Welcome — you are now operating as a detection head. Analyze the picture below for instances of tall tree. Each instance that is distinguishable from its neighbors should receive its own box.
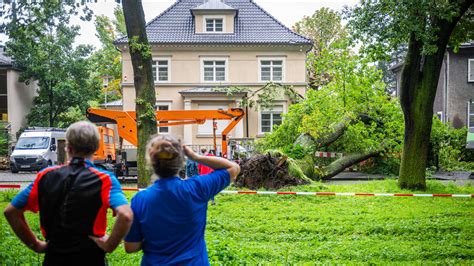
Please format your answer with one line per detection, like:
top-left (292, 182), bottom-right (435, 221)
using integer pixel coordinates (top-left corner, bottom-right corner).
top-left (90, 7), bottom-right (126, 100)
top-left (0, 1), bottom-right (97, 127)
top-left (347, 0), bottom-right (474, 189)
top-left (293, 8), bottom-right (348, 89)
top-left (122, 0), bottom-right (157, 187)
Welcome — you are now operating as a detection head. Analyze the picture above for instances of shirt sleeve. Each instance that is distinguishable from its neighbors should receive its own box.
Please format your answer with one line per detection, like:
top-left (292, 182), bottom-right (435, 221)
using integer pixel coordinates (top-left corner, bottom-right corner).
top-left (11, 182), bottom-right (34, 210)
top-left (190, 169), bottom-right (230, 202)
top-left (109, 175), bottom-right (128, 209)
top-left (124, 195), bottom-right (143, 243)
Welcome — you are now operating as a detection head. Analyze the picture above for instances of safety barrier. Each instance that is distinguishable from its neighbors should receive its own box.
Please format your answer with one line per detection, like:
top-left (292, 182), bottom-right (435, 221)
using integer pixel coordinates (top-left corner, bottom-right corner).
top-left (3, 185), bottom-right (472, 198)
top-left (0, 184), bottom-right (21, 189)
top-left (121, 187), bottom-right (473, 198)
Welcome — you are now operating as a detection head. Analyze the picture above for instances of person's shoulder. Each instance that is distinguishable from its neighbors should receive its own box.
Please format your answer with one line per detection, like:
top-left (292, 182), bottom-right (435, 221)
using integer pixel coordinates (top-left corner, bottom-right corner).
top-left (130, 189), bottom-right (149, 206)
top-left (37, 165), bottom-right (64, 178)
top-left (87, 164), bottom-right (118, 181)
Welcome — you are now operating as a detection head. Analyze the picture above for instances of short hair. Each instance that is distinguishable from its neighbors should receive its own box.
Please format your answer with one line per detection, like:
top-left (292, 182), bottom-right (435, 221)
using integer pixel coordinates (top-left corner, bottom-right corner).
top-left (146, 134), bottom-right (184, 178)
top-left (201, 147), bottom-right (207, 154)
top-left (66, 121), bottom-right (100, 156)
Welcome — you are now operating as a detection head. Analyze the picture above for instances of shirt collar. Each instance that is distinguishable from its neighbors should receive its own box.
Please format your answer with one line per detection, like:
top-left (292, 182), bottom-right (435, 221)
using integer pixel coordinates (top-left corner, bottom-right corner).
top-left (69, 157), bottom-right (94, 167)
top-left (154, 176), bottom-right (181, 185)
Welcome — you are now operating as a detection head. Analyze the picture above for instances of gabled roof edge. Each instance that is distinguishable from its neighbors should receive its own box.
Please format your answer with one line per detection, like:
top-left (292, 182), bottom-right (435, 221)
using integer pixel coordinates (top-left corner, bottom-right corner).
top-left (114, 0), bottom-right (183, 44)
top-left (249, 0), bottom-right (313, 45)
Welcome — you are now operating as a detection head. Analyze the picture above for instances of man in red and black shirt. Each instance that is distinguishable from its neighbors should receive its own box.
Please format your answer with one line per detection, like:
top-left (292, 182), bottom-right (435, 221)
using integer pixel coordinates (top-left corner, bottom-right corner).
top-left (4, 121), bottom-right (133, 265)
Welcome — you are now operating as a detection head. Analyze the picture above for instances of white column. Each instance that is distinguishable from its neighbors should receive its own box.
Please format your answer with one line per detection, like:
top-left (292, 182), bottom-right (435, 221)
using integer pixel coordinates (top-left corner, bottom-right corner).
top-left (183, 100), bottom-right (192, 145)
top-left (234, 99), bottom-right (244, 138)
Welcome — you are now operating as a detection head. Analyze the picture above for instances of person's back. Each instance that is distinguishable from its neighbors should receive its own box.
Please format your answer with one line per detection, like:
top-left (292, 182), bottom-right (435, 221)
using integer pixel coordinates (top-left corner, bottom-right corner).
top-left (125, 135), bottom-right (240, 265)
top-left (31, 159), bottom-right (120, 262)
top-left (4, 121), bottom-right (132, 266)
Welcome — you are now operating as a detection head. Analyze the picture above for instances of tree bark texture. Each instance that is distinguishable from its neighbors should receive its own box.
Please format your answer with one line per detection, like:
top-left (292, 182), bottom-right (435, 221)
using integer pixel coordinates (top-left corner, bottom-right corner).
top-left (398, 2), bottom-right (472, 190)
top-left (317, 150), bottom-right (382, 180)
top-left (122, 0), bottom-right (157, 188)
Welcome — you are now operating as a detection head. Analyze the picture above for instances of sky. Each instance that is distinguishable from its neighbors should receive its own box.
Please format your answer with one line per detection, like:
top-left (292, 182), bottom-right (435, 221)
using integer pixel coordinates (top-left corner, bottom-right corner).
top-left (1, 0), bottom-right (359, 49)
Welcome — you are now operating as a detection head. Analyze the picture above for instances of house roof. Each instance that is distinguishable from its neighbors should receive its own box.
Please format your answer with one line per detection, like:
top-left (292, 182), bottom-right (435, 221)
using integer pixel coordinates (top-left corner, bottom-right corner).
top-left (0, 51), bottom-right (13, 67)
top-left (116, 0), bottom-right (312, 46)
top-left (191, 0), bottom-right (236, 11)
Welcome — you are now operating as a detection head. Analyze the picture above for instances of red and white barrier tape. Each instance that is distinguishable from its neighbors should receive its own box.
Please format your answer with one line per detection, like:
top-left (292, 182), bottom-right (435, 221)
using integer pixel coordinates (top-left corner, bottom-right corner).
top-left (4, 186), bottom-right (472, 198)
top-left (314, 152), bottom-right (343, 158)
top-left (220, 191), bottom-right (473, 198)
top-left (0, 184), bottom-right (21, 189)
top-left (121, 188), bottom-right (473, 198)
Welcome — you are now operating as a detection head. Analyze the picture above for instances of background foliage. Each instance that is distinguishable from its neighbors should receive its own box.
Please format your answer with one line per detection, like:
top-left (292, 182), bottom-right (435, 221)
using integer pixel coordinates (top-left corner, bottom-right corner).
top-left (1, 1), bottom-right (99, 127)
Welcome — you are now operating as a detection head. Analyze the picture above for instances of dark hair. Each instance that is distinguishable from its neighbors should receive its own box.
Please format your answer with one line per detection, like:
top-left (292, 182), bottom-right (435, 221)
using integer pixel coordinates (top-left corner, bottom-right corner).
top-left (200, 147), bottom-right (207, 154)
top-left (146, 135), bottom-right (184, 178)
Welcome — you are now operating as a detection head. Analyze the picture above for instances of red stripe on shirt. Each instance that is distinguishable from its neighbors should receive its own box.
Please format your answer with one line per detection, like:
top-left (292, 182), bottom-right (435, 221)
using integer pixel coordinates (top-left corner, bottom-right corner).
top-left (26, 166), bottom-right (61, 213)
top-left (89, 167), bottom-right (112, 236)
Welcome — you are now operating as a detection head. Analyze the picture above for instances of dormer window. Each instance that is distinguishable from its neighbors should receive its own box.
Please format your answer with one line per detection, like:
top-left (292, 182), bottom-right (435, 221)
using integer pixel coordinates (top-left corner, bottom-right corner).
top-left (205, 18), bottom-right (223, 32)
top-left (191, 0), bottom-right (237, 34)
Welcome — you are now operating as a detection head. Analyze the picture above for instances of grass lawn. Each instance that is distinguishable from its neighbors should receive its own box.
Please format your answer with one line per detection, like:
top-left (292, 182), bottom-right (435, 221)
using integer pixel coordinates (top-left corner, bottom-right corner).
top-left (0, 180), bottom-right (473, 265)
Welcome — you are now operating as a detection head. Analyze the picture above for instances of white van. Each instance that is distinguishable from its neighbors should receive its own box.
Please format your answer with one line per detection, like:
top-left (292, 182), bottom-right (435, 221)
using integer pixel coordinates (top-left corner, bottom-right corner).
top-left (10, 128), bottom-right (67, 173)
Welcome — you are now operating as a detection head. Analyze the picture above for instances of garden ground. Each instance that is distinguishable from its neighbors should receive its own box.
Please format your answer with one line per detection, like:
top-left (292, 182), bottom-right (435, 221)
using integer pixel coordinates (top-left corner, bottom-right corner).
top-left (0, 180), bottom-right (473, 264)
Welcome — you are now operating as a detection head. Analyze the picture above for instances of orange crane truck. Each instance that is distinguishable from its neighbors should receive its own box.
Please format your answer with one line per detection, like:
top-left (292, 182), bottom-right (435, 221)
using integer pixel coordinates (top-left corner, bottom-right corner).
top-left (87, 108), bottom-right (244, 177)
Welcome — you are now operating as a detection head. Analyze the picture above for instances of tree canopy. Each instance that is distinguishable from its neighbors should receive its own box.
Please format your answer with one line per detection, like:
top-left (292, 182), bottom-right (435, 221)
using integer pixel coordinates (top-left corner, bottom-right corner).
top-left (346, 0), bottom-right (473, 189)
top-left (89, 6), bottom-right (126, 101)
top-left (1, 1), bottom-right (98, 127)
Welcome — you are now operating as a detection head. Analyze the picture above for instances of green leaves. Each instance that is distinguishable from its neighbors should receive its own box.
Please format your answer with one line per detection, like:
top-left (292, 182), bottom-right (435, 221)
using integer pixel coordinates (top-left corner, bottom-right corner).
top-left (2, 1), bottom-right (99, 127)
top-left (345, 0), bottom-right (474, 59)
top-left (129, 35), bottom-right (152, 59)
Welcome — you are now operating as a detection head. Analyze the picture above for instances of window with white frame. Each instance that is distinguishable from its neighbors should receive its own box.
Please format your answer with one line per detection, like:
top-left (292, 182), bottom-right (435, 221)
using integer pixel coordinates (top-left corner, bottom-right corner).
top-left (198, 104), bottom-right (228, 135)
top-left (469, 59), bottom-right (474, 82)
top-left (152, 59), bottom-right (169, 82)
top-left (469, 100), bottom-right (474, 128)
top-left (156, 104), bottom-right (170, 133)
top-left (260, 105), bottom-right (283, 133)
top-left (260, 60), bottom-right (283, 82)
top-left (205, 18), bottom-right (223, 32)
top-left (202, 59), bottom-right (227, 82)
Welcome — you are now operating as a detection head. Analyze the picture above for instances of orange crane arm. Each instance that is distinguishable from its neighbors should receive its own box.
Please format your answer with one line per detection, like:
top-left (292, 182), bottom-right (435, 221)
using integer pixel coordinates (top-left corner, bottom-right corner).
top-left (86, 108), bottom-right (245, 157)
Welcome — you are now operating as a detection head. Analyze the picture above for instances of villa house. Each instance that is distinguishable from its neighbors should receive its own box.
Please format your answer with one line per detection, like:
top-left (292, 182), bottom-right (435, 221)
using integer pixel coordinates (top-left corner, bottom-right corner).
top-left (115, 0), bottom-right (312, 148)
top-left (0, 46), bottom-right (36, 139)
top-left (391, 42), bottom-right (474, 129)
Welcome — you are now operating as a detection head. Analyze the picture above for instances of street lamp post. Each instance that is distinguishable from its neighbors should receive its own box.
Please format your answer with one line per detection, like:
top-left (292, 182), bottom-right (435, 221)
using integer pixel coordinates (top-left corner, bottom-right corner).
top-left (101, 75), bottom-right (112, 109)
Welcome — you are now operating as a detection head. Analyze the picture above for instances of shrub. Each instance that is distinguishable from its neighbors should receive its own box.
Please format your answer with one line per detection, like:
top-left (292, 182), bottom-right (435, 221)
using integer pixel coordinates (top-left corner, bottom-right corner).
top-left (0, 128), bottom-right (8, 157)
top-left (430, 118), bottom-right (474, 171)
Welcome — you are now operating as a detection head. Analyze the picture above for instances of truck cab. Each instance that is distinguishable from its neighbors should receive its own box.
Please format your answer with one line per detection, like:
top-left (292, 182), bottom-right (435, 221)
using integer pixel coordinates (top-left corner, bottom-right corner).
top-left (10, 128), bottom-right (67, 173)
top-left (93, 126), bottom-right (116, 163)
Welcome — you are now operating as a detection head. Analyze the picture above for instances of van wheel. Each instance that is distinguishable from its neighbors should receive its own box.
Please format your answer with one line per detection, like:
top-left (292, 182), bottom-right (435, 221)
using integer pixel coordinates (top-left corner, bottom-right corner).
top-left (11, 169), bottom-right (19, 174)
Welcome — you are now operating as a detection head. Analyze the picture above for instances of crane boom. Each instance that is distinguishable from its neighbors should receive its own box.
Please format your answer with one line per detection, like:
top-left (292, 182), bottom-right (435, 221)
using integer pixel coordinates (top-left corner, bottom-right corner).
top-left (86, 108), bottom-right (245, 157)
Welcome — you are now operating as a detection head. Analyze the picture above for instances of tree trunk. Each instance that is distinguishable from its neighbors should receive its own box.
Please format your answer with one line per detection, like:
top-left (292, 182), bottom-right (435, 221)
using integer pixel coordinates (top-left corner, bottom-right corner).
top-left (317, 150), bottom-right (382, 180)
top-left (48, 83), bottom-right (54, 127)
top-left (294, 114), bottom-right (380, 148)
top-left (398, 1), bottom-right (471, 190)
top-left (122, 0), bottom-right (157, 188)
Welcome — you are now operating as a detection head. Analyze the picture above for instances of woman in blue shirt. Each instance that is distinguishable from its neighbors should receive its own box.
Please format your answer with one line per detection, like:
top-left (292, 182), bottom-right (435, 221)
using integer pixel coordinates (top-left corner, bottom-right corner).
top-left (124, 135), bottom-right (240, 265)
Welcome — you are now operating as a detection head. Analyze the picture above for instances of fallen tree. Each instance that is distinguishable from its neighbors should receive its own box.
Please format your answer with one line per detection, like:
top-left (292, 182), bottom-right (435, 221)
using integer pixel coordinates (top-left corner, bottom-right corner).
top-left (235, 151), bottom-right (311, 190)
top-left (315, 150), bottom-right (383, 180)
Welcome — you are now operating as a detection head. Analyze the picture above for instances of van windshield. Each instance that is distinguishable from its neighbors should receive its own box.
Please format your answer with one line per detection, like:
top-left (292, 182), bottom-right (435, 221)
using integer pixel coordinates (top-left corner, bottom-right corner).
top-left (16, 137), bottom-right (50, 150)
